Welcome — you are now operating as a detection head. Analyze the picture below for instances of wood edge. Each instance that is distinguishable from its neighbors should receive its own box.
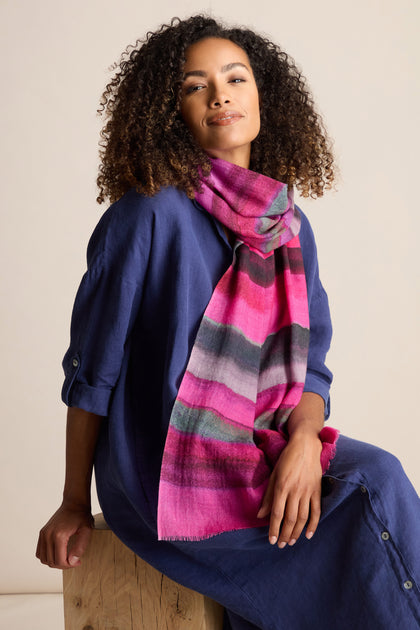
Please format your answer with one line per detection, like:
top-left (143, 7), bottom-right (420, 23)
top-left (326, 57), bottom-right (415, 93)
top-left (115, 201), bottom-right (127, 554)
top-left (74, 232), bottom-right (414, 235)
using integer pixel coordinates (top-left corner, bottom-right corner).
top-left (93, 512), bottom-right (110, 530)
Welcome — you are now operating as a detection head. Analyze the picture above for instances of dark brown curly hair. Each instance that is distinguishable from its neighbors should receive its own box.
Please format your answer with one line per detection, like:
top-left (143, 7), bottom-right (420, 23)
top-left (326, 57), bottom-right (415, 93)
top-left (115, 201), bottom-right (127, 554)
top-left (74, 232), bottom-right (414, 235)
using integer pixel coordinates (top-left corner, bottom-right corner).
top-left (97, 15), bottom-right (335, 204)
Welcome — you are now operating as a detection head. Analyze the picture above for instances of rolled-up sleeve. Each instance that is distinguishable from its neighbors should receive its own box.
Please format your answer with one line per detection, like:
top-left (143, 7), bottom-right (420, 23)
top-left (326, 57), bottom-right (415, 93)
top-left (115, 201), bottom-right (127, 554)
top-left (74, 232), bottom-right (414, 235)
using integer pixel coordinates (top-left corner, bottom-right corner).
top-left (299, 209), bottom-right (333, 419)
top-left (61, 193), bottom-right (152, 415)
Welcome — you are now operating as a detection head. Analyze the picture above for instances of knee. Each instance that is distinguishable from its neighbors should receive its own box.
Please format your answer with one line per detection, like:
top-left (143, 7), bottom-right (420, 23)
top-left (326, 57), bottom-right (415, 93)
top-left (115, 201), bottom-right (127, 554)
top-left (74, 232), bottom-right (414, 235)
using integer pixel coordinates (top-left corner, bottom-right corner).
top-left (362, 444), bottom-right (404, 484)
top-left (333, 435), bottom-right (404, 485)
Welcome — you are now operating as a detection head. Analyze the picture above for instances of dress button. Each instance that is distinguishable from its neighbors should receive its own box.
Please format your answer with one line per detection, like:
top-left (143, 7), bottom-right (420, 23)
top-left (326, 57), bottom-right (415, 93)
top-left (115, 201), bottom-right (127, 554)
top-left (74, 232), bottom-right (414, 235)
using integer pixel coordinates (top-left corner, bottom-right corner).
top-left (72, 358), bottom-right (79, 368)
top-left (381, 531), bottom-right (390, 541)
top-left (403, 580), bottom-right (413, 590)
top-left (360, 486), bottom-right (367, 494)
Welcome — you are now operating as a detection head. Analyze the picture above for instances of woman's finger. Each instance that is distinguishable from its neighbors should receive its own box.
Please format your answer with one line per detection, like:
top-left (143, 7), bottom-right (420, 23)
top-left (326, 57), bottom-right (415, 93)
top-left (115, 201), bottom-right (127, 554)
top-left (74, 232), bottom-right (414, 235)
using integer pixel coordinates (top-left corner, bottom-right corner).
top-left (268, 490), bottom-right (287, 545)
top-left (305, 490), bottom-right (322, 539)
top-left (67, 526), bottom-right (92, 566)
top-left (277, 496), bottom-right (299, 548)
top-left (257, 474), bottom-right (276, 519)
top-left (35, 534), bottom-right (41, 561)
top-left (45, 531), bottom-right (57, 568)
top-left (287, 497), bottom-right (310, 545)
top-left (53, 530), bottom-right (73, 568)
top-left (36, 531), bottom-right (47, 566)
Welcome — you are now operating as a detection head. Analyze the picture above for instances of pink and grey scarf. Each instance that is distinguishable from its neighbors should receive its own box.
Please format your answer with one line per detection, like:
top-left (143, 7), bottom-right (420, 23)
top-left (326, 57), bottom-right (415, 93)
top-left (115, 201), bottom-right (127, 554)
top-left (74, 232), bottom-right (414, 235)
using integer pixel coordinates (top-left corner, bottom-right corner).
top-left (158, 158), bottom-right (337, 541)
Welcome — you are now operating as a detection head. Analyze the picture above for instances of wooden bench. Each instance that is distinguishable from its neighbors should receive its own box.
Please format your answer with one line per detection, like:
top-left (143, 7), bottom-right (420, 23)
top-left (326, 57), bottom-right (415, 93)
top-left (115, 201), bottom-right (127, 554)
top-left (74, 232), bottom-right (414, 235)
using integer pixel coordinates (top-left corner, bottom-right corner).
top-left (63, 514), bottom-right (224, 630)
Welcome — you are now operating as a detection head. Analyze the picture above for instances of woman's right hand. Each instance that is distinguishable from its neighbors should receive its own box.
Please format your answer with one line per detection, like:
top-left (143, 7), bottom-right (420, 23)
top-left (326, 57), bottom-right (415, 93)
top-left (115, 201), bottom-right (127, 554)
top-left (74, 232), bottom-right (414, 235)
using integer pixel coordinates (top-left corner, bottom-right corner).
top-left (36, 502), bottom-right (94, 570)
top-left (36, 407), bottom-right (102, 569)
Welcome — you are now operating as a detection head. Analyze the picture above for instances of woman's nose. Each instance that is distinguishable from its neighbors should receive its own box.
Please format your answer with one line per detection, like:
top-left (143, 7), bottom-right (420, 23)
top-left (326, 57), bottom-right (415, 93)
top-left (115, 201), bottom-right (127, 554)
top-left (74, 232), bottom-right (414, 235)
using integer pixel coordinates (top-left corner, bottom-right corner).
top-left (209, 85), bottom-right (230, 108)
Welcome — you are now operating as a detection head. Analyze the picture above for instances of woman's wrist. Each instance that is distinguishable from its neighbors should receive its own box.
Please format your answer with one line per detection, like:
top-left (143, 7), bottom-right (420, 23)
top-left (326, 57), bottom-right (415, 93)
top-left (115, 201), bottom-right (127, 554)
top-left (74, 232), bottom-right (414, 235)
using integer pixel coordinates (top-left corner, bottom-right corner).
top-left (288, 418), bottom-right (322, 437)
top-left (287, 426), bottom-right (323, 454)
top-left (287, 392), bottom-right (325, 438)
top-left (61, 495), bottom-right (92, 512)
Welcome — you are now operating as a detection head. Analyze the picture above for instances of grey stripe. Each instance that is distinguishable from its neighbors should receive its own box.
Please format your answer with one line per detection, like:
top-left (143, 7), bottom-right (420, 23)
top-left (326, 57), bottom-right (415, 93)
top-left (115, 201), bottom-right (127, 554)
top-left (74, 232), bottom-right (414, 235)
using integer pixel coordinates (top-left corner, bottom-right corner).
top-left (170, 402), bottom-right (254, 443)
top-left (192, 320), bottom-right (309, 391)
top-left (257, 361), bottom-right (307, 392)
top-left (196, 320), bottom-right (308, 370)
top-left (189, 344), bottom-right (258, 401)
top-left (260, 325), bottom-right (309, 371)
top-left (195, 317), bottom-right (261, 374)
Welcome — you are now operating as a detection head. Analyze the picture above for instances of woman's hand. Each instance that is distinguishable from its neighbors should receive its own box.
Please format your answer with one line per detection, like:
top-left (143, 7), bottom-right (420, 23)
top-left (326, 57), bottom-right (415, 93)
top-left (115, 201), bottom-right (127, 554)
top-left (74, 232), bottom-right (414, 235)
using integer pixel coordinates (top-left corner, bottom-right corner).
top-left (257, 432), bottom-right (322, 547)
top-left (36, 407), bottom-right (102, 569)
top-left (257, 392), bottom-right (325, 548)
top-left (36, 502), bottom-right (94, 569)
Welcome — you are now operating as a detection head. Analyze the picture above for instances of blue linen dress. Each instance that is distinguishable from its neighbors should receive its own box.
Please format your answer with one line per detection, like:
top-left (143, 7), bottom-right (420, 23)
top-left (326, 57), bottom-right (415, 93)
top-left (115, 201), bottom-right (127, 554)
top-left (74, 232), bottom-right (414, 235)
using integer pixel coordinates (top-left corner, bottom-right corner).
top-left (62, 187), bottom-right (420, 629)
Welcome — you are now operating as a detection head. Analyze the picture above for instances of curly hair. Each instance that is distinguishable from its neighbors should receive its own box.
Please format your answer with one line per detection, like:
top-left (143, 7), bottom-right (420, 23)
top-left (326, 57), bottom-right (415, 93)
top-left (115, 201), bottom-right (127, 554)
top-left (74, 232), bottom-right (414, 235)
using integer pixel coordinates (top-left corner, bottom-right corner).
top-left (97, 15), bottom-right (335, 204)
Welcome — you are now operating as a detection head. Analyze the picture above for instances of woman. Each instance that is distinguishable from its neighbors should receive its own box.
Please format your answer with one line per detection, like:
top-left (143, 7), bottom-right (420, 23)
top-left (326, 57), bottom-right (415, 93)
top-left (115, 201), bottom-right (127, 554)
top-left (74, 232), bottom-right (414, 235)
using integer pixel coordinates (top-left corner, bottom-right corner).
top-left (36, 15), bottom-right (420, 629)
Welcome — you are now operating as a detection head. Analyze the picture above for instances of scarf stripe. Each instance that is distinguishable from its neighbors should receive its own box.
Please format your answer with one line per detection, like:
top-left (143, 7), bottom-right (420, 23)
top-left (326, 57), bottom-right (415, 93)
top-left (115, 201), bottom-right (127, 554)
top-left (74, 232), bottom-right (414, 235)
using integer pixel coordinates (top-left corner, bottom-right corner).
top-left (157, 159), bottom-right (337, 541)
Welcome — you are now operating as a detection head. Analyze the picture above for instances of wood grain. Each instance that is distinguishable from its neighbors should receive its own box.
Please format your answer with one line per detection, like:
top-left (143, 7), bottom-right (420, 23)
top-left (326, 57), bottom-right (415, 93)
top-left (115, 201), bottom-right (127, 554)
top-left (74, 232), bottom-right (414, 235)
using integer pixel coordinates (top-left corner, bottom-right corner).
top-left (63, 516), bottom-right (224, 630)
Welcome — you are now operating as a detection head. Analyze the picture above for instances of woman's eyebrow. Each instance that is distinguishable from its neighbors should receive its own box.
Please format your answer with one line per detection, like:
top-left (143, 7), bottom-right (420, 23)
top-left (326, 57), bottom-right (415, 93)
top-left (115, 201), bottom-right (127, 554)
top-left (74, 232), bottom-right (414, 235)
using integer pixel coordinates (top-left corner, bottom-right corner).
top-left (183, 62), bottom-right (250, 79)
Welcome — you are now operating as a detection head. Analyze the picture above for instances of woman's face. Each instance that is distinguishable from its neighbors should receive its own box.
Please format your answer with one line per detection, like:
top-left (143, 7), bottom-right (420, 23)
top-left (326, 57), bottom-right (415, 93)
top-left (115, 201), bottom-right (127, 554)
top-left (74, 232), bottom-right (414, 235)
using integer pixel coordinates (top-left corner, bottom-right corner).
top-left (180, 37), bottom-right (260, 169)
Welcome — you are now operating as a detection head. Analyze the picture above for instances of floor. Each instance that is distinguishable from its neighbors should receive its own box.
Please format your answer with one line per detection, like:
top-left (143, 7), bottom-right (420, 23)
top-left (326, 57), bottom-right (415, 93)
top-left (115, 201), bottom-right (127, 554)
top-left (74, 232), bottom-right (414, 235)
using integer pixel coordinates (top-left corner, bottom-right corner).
top-left (0, 593), bottom-right (64, 629)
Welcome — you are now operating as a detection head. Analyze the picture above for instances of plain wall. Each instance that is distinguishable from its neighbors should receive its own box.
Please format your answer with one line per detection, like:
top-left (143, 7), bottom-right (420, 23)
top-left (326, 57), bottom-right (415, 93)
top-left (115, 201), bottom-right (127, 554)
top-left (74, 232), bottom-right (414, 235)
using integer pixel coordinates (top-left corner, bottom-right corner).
top-left (0, 0), bottom-right (418, 593)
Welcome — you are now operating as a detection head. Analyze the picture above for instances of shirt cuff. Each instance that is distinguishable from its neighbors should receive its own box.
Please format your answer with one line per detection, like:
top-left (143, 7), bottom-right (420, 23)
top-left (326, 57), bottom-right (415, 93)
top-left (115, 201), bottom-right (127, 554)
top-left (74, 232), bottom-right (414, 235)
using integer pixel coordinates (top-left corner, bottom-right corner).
top-left (303, 371), bottom-right (331, 420)
top-left (62, 380), bottom-right (112, 416)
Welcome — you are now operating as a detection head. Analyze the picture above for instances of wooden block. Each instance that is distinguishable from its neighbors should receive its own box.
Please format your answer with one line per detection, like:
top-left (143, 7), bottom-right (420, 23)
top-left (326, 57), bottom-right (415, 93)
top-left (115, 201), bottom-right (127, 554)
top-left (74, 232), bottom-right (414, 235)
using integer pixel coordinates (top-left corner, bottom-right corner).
top-left (63, 514), bottom-right (224, 630)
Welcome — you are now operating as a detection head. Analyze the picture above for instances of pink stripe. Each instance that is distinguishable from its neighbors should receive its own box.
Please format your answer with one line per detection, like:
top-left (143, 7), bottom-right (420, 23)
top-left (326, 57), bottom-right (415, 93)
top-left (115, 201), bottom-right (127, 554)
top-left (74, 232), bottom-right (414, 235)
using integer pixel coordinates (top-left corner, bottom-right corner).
top-left (178, 372), bottom-right (257, 424)
top-left (158, 482), bottom-right (270, 540)
top-left (209, 262), bottom-right (306, 304)
top-left (205, 271), bottom-right (308, 343)
top-left (205, 300), bottom-right (301, 347)
top-left (255, 383), bottom-right (304, 417)
top-left (287, 234), bottom-right (300, 247)
top-left (207, 266), bottom-right (279, 308)
top-left (162, 427), bottom-right (261, 463)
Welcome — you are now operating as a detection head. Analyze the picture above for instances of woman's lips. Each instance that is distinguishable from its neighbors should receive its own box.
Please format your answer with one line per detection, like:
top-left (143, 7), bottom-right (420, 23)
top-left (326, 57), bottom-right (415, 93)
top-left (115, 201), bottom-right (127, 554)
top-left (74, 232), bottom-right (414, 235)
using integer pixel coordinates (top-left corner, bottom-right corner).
top-left (208, 112), bottom-right (243, 126)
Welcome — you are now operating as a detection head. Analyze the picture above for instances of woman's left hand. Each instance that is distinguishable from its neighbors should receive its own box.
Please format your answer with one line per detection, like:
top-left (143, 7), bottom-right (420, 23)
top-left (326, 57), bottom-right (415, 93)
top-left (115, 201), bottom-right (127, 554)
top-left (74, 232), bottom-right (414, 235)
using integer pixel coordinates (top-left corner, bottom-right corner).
top-left (257, 392), bottom-right (325, 548)
top-left (257, 433), bottom-right (322, 547)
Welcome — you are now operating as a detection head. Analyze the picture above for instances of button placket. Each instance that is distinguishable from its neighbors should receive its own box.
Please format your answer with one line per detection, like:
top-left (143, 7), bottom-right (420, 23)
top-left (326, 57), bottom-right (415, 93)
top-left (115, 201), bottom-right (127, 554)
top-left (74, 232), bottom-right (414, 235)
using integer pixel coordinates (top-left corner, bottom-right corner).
top-left (377, 532), bottom-right (413, 594)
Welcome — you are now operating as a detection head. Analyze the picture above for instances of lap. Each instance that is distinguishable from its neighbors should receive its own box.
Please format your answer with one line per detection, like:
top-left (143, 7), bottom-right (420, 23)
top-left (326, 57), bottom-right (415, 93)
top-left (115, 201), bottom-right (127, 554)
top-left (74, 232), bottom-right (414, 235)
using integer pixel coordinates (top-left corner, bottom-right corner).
top-left (100, 435), bottom-right (420, 629)
top-left (167, 435), bottom-right (420, 628)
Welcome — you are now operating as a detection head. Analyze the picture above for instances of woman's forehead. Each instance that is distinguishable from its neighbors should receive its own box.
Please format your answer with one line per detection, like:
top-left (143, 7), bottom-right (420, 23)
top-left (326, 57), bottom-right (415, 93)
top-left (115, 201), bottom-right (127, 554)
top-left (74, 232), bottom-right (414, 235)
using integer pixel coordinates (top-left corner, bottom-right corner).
top-left (183, 37), bottom-right (251, 73)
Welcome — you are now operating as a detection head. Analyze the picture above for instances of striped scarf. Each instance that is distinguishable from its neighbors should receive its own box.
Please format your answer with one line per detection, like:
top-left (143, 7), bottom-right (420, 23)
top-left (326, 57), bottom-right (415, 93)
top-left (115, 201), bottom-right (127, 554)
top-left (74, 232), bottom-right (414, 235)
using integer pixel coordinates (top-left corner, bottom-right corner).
top-left (158, 159), bottom-right (336, 541)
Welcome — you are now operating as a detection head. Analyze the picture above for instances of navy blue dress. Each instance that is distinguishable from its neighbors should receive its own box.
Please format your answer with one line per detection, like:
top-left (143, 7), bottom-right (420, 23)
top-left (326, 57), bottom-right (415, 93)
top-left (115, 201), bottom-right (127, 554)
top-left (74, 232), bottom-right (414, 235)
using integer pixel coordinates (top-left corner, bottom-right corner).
top-left (62, 188), bottom-right (420, 629)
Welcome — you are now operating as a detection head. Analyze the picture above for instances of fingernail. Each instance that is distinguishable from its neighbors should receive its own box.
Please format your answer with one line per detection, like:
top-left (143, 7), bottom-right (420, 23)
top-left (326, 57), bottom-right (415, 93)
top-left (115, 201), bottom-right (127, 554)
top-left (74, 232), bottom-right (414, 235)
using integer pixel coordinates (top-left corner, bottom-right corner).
top-left (269, 536), bottom-right (277, 545)
top-left (69, 555), bottom-right (80, 566)
top-left (278, 541), bottom-right (287, 549)
top-left (289, 538), bottom-right (297, 546)
top-left (306, 531), bottom-right (314, 540)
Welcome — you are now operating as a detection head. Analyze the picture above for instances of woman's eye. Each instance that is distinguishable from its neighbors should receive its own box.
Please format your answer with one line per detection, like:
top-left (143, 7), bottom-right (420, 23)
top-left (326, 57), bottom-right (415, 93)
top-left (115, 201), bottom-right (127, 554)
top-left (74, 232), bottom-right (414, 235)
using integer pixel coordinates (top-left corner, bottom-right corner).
top-left (229, 78), bottom-right (246, 84)
top-left (185, 84), bottom-right (205, 94)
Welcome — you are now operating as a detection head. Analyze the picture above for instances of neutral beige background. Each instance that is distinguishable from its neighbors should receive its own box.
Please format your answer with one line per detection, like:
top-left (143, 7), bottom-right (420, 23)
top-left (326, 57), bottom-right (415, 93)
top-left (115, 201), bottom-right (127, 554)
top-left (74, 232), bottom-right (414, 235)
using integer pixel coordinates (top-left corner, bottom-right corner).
top-left (0, 0), bottom-right (418, 594)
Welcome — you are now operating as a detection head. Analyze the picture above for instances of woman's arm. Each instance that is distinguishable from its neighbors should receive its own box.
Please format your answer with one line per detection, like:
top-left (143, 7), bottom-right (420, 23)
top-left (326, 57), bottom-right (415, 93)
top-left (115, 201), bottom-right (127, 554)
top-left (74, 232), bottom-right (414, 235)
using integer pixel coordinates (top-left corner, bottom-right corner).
top-left (257, 392), bottom-right (324, 547)
top-left (36, 407), bottom-right (102, 569)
